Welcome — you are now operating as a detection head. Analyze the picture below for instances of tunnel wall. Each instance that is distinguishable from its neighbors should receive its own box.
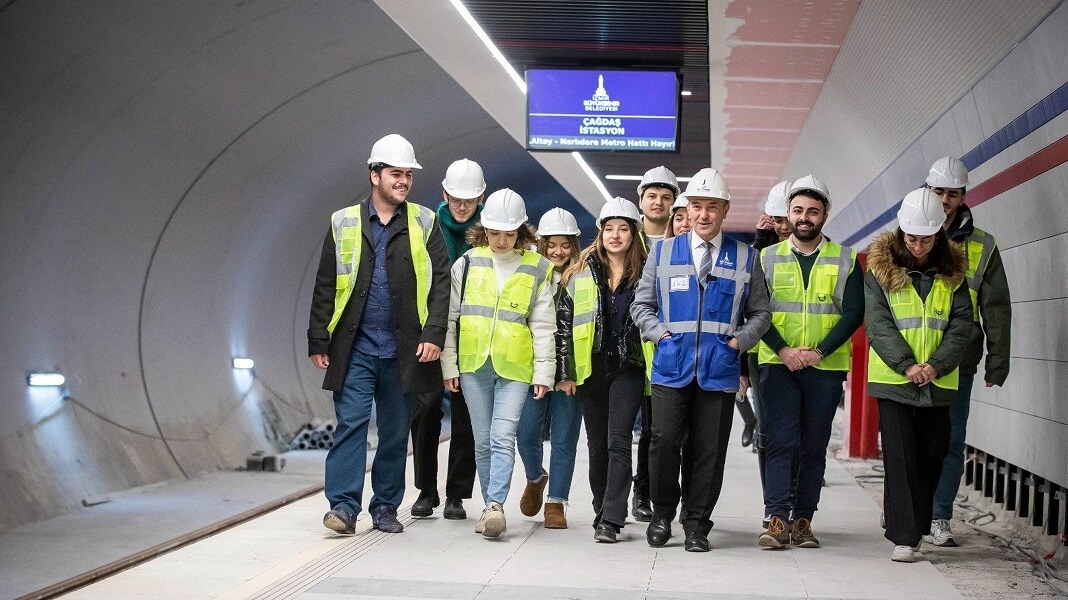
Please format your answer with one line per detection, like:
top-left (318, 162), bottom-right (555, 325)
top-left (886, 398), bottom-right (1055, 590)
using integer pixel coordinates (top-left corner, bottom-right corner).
top-left (0, 0), bottom-right (578, 530)
top-left (825, 2), bottom-right (1068, 488)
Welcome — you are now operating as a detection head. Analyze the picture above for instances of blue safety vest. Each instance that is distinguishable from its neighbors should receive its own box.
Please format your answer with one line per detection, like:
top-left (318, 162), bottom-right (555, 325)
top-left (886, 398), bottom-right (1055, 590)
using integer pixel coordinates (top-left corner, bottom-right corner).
top-left (650, 233), bottom-right (756, 391)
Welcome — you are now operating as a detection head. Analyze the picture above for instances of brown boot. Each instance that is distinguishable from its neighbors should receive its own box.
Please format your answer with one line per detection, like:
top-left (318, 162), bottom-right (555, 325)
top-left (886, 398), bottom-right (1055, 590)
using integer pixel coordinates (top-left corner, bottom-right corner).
top-left (519, 469), bottom-right (548, 517)
top-left (543, 502), bottom-right (567, 529)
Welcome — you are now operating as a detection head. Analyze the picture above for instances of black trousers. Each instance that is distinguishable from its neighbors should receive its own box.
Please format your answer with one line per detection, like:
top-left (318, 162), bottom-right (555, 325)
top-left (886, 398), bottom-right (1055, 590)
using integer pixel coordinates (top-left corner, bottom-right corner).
top-left (410, 388), bottom-right (476, 499)
top-left (877, 398), bottom-right (951, 547)
top-left (650, 381), bottom-right (734, 536)
top-left (580, 362), bottom-right (645, 529)
top-left (633, 394), bottom-right (652, 498)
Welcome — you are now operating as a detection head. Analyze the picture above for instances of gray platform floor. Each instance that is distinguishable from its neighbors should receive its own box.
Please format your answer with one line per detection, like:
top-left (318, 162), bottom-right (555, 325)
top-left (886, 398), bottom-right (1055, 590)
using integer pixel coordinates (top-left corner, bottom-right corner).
top-left (59, 411), bottom-right (965, 600)
top-left (0, 451), bottom-right (326, 600)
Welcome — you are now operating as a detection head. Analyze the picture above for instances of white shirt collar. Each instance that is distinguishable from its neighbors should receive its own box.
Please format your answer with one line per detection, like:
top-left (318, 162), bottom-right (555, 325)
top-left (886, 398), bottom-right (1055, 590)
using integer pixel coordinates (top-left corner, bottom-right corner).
top-left (788, 235), bottom-right (826, 256)
top-left (690, 230), bottom-right (723, 255)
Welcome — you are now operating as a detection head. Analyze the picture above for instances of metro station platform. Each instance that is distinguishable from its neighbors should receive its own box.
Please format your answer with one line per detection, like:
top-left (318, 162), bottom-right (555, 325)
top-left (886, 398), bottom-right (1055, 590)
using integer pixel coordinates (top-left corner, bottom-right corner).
top-left (57, 418), bottom-right (969, 600)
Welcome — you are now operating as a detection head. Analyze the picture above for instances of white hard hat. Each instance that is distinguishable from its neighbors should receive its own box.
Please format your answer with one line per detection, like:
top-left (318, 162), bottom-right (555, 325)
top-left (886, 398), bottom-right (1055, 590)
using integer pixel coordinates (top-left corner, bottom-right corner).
top-left (537, 207), bottom-right (581, 236)
top-left (670, 196), bottom-right (689, 213)
top-left (637, 166), bottom-right (681, 197)
top-left (897, 188), bottom-right (946, 236)
top-left (597, 196), bottom-right (641, 228)
top-left (481, 188), bottom-right (527, 231)
top-left (764, 180), bottom-right (791, 217)
top-left (442, 158), bottom-right (486, 199)
top-left (788, 174), bottom-right (830, 208)
top-left (926, 156), bottom-right (968, 189)
top-left (681, 168), bottom-right (730, 202)
top-left (367, 134), bottom-right (422, 169)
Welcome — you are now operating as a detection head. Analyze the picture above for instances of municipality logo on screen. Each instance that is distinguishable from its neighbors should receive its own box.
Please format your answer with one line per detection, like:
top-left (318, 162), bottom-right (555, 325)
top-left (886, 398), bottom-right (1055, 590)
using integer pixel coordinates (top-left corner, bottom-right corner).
top-left (583, 74), bottom-right (620, 112)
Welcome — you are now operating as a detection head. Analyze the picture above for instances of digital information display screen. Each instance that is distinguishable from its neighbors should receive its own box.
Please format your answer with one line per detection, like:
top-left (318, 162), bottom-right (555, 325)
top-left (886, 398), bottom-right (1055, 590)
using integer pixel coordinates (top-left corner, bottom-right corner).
top-left (526, 69), bottom-right (681, 153)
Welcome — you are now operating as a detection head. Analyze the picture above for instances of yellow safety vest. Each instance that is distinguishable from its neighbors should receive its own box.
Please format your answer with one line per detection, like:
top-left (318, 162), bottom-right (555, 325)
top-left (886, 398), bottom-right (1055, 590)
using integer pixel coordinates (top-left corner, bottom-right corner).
top-left (867, 277), bottom-right (959, 390)
top-left (567, 269), bottom-right (598, 386)
top-left (960, 227), bottom-right (996, 321)
top-left (457, 247), bottom-right (553, 384)
top-left (567, 267), bottom-right (654, 391)
top-left (757, 241), bottom-right (856, 371)
top-left (327, 202), bottom-right (436, 333)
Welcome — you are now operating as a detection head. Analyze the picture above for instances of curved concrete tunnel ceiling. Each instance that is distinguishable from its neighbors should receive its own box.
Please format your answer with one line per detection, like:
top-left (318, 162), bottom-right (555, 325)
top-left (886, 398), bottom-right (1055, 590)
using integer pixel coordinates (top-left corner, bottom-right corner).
top-left (0, 0), bottom-right (583, 529)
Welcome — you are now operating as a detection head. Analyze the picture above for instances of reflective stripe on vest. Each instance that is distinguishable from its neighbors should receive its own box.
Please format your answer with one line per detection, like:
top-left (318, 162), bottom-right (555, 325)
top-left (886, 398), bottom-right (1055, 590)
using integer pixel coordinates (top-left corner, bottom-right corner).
top-left (961, 227), bottom-right (996, 322)
top-left (867, 277), bottom-right (960, 390)
top-left (756, 240), bottom-right (857, 371)
top-left (566, 269), bottom-right (598, 386)
top-left (457, 247), bottom-right (553, 383)
top-left (328, 202), bottom-right (437, 333)
top-left (650, 233), bottom-right (755, 391)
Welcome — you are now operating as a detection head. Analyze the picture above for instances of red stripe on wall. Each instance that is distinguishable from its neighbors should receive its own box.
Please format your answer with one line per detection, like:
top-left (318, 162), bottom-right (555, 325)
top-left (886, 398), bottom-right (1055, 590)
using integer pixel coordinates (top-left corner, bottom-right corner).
top-left (968, 135), bottom-right (1068, 206)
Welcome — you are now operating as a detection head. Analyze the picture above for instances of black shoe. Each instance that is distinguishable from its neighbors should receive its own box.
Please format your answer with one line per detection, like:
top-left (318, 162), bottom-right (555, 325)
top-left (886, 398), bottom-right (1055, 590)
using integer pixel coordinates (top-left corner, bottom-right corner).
top-left (741, 421), bottom-right (756, 447)
top-left (685, 532), bottom-right (711, 552)
top-left (443, 497), bottom-right (467, 520)
top-left (411, 490), bottom-right (439, 517)
top-left (646, 518), bottom-right (671, 547)
top-left (371, 505), bottom-right (404, 533)
top-left (323, 507), bottom-right (356, 534)
top-left (594, 523), bottom-right (618, 543)
top-left (631, 494), bottom-right (653, 522)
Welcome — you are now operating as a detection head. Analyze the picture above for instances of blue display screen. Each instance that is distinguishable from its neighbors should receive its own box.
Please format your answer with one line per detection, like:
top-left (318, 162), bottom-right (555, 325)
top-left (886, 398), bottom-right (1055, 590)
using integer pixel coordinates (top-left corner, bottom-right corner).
top-left (526, 69), bottom-right (681, 153)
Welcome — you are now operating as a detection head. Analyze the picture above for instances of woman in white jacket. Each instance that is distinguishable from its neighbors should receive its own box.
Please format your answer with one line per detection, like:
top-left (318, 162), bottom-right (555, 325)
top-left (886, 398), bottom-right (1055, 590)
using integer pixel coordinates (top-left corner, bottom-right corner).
top-left (442, 189), bottom-right (557, 539)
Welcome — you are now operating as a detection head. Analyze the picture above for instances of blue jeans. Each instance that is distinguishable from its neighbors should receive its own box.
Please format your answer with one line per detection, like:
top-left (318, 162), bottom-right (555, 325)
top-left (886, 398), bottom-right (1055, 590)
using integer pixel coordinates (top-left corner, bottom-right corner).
top-left (460, 362), bottom-right (530, 505)
top-left (326, 352), bottom-right (417, 516)
top-left (516, 389), bottom-right (583, 501)
top-left (932, 373), bottom-right (975, 520)
top-left (759, 364), bottom-right (845, 521)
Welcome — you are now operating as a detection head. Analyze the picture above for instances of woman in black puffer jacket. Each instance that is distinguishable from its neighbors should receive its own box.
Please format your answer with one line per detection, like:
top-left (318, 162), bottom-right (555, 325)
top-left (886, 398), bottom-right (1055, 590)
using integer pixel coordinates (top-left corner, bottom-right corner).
top-left (556, 198), bottom-right (650, 543)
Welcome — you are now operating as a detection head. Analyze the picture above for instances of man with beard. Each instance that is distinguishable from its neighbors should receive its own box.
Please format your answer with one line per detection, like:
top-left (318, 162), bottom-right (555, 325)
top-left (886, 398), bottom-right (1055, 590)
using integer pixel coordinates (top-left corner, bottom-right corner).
top-left (308, 134), bottom-right (451, 535)
top-left (754, 176), bottom-right (864, 549)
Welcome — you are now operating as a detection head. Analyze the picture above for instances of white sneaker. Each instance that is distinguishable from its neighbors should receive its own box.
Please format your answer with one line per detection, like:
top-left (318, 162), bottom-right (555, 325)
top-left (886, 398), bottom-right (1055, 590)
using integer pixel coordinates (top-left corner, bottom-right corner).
top-left (923, 519), bottom-right (957, 546)
top-left (482, 502), bottom-right (507, 538)
top-left (891, 545), bottom-right (915, 562)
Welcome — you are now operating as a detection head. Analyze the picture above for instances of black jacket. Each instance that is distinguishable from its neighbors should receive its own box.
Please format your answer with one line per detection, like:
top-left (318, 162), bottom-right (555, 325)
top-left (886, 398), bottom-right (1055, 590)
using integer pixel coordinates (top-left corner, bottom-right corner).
top-left (308, 198), bottom-right (451, 393)
top-left (555, 252), bottom-right (646, 382)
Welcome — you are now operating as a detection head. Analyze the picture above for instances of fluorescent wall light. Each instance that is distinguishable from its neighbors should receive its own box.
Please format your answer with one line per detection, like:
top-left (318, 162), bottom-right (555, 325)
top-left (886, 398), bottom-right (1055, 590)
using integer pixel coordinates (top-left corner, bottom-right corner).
top-left (28, 373), bottom-right (66, 387)
top-left (232, 358), bottom-right (255, 370)
top-left (681, 90), bottom-right (693, 96)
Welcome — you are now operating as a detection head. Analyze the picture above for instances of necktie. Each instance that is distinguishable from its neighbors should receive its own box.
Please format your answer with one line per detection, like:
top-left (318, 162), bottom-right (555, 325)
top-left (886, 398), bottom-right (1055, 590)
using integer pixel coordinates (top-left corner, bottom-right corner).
top-left (698, 241), bottom-right (714, 287)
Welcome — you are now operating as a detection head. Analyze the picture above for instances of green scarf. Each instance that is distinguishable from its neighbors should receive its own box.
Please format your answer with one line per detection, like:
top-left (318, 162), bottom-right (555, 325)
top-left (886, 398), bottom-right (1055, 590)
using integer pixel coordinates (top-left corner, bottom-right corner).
top-left (436, 201), bottom-right (483, 263)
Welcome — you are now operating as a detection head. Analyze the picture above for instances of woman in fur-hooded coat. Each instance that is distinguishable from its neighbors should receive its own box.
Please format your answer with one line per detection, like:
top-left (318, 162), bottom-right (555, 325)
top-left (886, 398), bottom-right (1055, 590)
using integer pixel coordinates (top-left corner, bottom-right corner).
top-left (864, 226), bottom-right (972, 560)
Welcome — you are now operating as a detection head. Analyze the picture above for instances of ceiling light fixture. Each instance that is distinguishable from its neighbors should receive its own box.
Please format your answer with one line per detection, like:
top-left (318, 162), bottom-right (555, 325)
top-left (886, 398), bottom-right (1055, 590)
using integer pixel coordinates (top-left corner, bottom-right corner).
top-left (571, 153), bottom-right (612, 202)
top-left (28, 373), bottom-right (66, 387)
top-left (446, 0), bottom-right (526, 93)
top-left (232, 358), bottom-right (255, 370)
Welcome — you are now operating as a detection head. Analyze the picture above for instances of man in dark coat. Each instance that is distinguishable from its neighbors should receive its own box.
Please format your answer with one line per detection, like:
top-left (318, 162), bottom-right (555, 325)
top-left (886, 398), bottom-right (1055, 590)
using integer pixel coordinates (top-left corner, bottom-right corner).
top-left (308, 134), bottom-right (451, 534)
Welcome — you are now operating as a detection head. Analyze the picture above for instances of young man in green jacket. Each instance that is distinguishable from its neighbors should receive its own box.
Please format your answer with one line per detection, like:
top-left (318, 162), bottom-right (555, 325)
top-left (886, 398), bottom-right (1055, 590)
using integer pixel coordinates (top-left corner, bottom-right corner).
top-left (923, 156), bottom-right (1011, 547)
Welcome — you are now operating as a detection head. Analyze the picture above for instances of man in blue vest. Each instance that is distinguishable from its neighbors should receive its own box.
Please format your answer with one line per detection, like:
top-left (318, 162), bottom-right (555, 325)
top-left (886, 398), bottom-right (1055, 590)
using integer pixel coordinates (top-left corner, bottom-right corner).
top-left (632, 168), bottom-right (771, 552)
top-left (308, 134), bottom-right (451, 535)
top-left (924, 156), bottom-right (1011, 546)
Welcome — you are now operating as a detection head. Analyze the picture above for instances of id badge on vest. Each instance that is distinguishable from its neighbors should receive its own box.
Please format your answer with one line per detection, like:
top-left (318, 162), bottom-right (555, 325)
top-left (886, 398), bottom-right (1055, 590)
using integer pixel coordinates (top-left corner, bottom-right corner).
top-left (670, 276), bottom-right (689, 292)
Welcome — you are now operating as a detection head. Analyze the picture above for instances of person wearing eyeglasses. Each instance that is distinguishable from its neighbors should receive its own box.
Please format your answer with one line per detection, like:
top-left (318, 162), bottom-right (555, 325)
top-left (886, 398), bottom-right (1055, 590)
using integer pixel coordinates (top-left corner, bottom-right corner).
top-left (409, 159), bottom-right (485, 521)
